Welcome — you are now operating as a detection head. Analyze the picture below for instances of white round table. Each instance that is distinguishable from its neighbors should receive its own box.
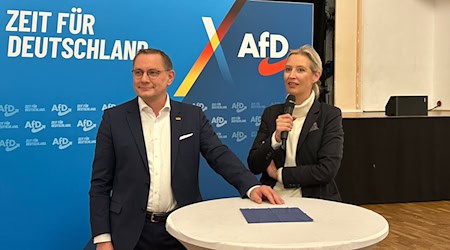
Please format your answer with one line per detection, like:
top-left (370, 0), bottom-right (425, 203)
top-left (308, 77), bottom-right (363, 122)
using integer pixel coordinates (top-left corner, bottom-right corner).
top-left (166, 197), bottom-right (388, 250)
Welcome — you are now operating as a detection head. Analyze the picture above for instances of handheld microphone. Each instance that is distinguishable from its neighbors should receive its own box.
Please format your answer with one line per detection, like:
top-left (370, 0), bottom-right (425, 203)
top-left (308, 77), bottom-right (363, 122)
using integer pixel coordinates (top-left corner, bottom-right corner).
top-left (281, 95), bottom-right (296, 150)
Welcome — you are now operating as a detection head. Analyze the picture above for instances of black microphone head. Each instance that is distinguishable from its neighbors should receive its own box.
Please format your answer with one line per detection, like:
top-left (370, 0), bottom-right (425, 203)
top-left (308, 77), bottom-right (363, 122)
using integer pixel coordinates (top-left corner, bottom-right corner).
top-left (284, 95), bottom-right (296, 114)
top-left (285, 94), bottom-right (296, 105)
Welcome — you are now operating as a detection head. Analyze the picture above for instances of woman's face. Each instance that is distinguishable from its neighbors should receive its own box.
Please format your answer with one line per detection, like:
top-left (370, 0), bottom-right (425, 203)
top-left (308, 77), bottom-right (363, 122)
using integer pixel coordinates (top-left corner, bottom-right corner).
top-left (283, 54), bottom-right (321, 103)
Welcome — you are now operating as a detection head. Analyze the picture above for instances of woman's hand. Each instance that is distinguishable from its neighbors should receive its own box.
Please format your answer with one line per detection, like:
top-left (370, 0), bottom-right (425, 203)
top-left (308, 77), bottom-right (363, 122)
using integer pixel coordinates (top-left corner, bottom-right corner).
top-left (274, 114), bottom-right (295, 143)
top-left (266, 160), bottom-right (278, 180)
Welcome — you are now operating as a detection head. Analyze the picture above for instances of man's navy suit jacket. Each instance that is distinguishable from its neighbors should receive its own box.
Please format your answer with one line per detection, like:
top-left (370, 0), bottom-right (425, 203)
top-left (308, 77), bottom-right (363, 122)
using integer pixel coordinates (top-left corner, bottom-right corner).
top-left (247, 99), bottom-right (344, 201)
top-left (89, 97), bottom-right (259, 250)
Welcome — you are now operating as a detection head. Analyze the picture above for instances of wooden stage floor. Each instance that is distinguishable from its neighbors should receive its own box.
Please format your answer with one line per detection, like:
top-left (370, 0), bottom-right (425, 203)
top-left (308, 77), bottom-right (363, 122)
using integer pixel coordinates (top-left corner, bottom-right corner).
top-left (362, 201), bottom-right (450, 249)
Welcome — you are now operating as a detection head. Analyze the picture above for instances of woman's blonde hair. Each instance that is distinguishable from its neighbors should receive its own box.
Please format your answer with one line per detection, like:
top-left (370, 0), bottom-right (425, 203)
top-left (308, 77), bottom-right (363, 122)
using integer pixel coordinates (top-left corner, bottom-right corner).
top-left (287, 45), bottom-right (322, 98)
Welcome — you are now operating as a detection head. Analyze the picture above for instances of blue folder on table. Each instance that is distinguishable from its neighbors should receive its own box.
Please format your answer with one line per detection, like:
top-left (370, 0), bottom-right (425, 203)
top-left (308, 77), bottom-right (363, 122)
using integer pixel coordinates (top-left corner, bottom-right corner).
top-left (240, 207), bottom-right (313, 223)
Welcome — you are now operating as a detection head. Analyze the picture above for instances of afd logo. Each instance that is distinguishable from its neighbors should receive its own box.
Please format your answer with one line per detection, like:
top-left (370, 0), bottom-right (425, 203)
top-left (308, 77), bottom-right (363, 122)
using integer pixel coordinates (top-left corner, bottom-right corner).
top-left (0, 139), bottom-right (20, 152)
top-left (193, 102), bottom-right (208, 112)
top-left (232, 102), bottom-right (247, 113)
top-left (251, 116), bottom-right (261, 126)
top-left (232, 131), bottom-right (247, 142)
top-left (211, 116), bottom-right (227, 128)
top-left (25, 120), bottom-right (46, 133)
top-left (102, 103), bottom-right (116, 111)
top-left (0, 104), bottom-right (19, 117)
top-left (52, 137), bottom-right (73, 150)
top-left (77, 119), bottom-right (97, 132)
top-left (238, 31), bottom-right (289, 76)
top-left (51, 104), bottom-right (72, 116)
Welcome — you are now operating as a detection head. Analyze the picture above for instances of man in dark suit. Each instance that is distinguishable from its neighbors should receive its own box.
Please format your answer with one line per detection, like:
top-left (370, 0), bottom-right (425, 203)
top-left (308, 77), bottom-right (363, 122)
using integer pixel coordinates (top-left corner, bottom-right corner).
top-left (89, 48), bottom-right (283, 250)
top-left (247, 45), bottom-right (344, 202)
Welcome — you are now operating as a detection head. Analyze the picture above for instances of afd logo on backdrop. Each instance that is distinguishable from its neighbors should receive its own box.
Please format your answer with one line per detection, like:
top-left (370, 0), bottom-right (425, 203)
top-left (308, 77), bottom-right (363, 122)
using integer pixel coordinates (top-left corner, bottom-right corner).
top-left (0, 139), bottom-right (20, 152)
top-left (232, 131), bottom-right (247, 143)
top-left (232, 102), bottom-right (247, 113)
top-left (25, 120), bottom-right (46, 133)
top-left (102, 103), bottom-right (116, 111)
top-left (251, 116), bottom-right (261, 126)
top-left (0, 104), bottom-right (19, 117)
top-left (52, 104), bottom-right (72, 116)
top-left (211, 116), bottom-right (227, 128)
top-left (52, 137), bottom-right (73, 150)
top-left (77, 119), bottom-right (96, 132)
top-left (238, 31), bottom-right (289, 76)
top-left (193, 102), bottom-right (207, 112)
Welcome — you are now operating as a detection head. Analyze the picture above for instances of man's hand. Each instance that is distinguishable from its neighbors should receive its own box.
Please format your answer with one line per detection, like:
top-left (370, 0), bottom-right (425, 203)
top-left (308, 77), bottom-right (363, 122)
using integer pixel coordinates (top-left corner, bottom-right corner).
top-left (96, 242), bottom-right (114, 250)
top-left (250, 185), bottom-right (284, 205)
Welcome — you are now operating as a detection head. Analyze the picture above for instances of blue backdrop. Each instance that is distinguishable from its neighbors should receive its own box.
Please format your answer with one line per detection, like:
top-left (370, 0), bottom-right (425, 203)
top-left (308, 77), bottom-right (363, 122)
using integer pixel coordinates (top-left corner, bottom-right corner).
top-left (0, 0), bottom-right (313, 249)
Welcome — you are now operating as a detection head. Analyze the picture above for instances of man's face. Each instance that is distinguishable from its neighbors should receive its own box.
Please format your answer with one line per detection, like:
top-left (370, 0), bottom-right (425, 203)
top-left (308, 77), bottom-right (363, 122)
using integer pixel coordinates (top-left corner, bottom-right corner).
top-left (132, 53), bottom-right (174, 104)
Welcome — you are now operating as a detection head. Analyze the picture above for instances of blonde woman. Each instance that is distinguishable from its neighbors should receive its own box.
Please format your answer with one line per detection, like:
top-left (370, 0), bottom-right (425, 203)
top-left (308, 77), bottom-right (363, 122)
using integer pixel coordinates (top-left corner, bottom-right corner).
top-left (247, 45), bottom-right (344, 201)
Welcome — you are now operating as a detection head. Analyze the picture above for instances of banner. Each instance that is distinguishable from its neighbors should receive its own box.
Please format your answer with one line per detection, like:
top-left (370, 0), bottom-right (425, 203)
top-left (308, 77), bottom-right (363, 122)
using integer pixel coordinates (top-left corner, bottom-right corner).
top-left (0, 1), bottom-right (313, 249)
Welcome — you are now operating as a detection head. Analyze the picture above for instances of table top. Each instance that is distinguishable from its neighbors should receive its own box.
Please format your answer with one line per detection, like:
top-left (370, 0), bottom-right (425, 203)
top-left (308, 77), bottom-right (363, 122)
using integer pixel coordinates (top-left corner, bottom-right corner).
top-left (166, 197), bottom-right (389, 250)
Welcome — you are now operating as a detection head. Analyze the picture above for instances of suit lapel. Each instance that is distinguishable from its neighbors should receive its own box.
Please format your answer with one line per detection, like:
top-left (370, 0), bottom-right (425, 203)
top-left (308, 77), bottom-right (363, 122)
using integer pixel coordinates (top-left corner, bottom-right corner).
top-left (126, 98), bottom-right (149, 172)
top-left (296, 100), bottom-right (320, 152)
top-left (170, 100), bottom-right (183, 172)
